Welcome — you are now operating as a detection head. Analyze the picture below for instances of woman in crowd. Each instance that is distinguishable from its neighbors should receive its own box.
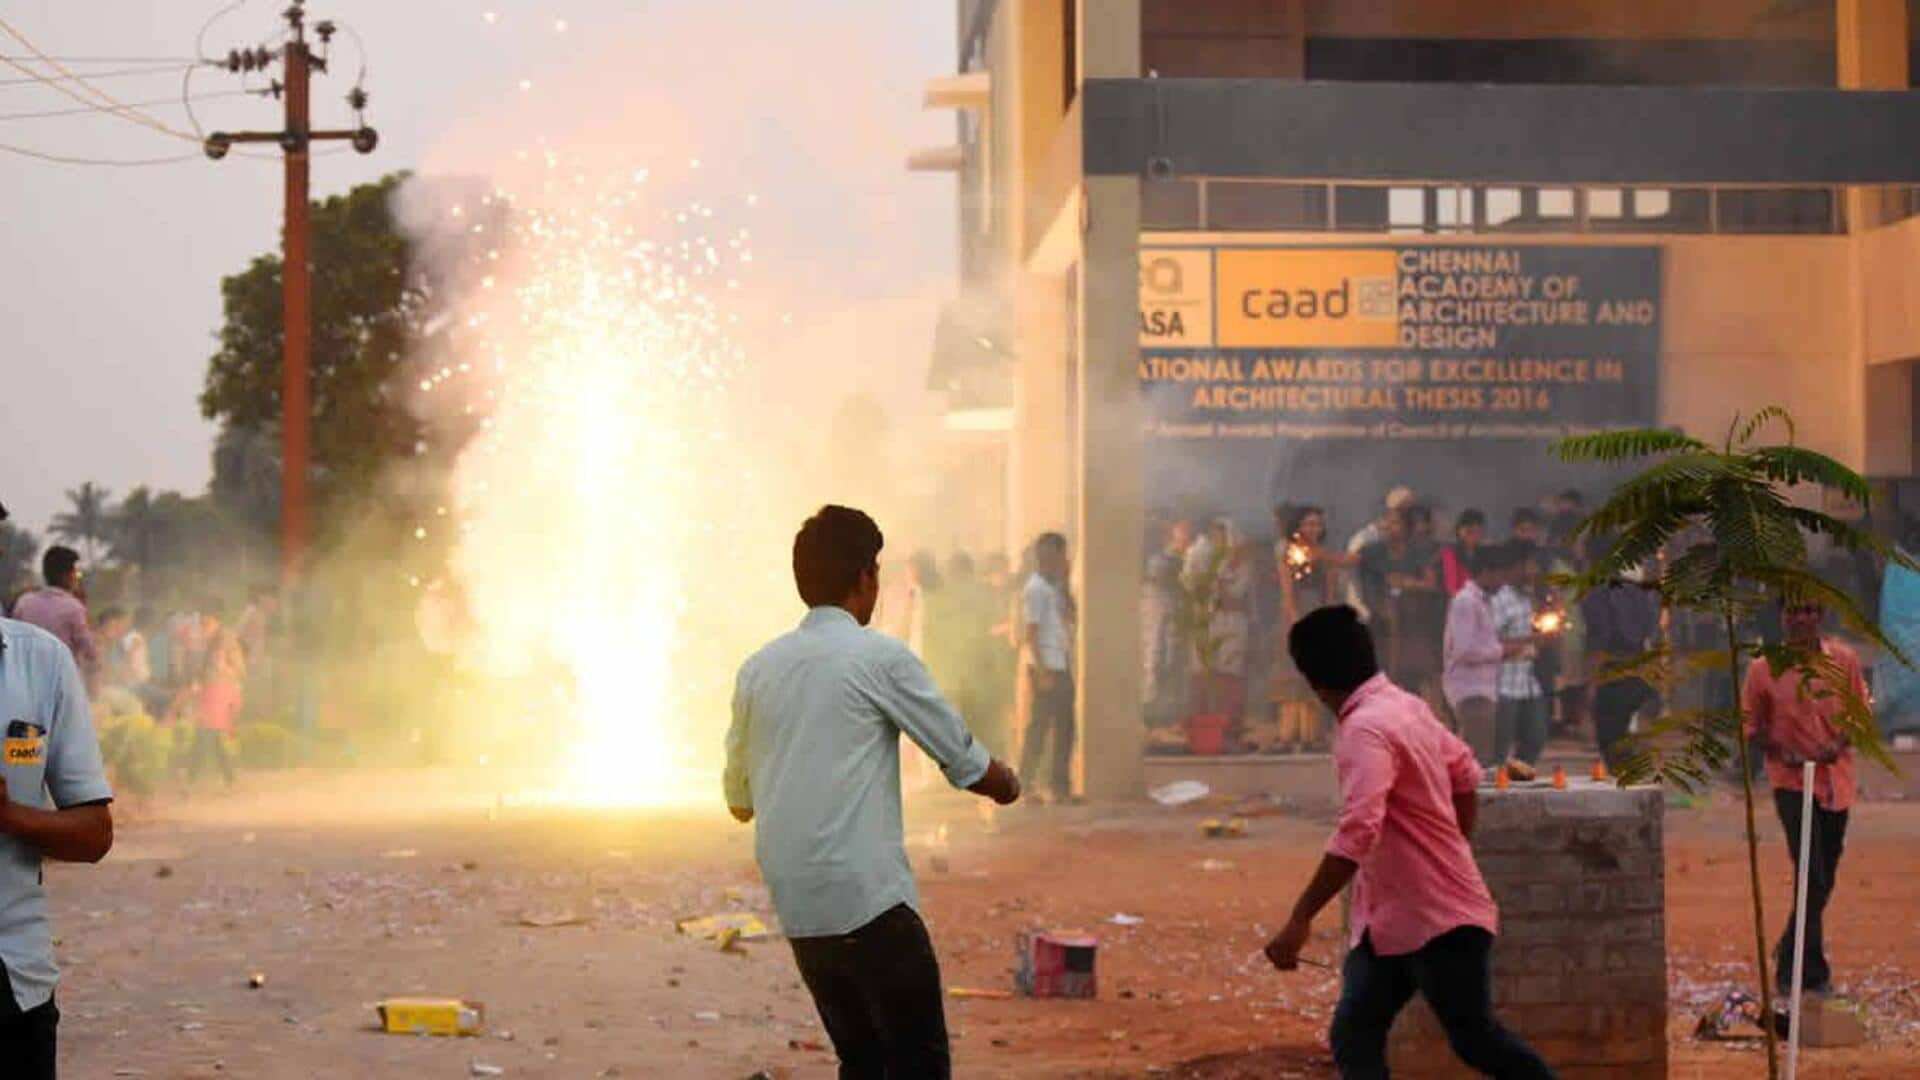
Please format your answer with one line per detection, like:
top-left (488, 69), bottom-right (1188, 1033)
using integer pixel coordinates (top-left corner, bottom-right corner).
top-left (1274, 504), bottom-right (1340, 752)
top-left (1440, 508), bottom-right (1487, 597)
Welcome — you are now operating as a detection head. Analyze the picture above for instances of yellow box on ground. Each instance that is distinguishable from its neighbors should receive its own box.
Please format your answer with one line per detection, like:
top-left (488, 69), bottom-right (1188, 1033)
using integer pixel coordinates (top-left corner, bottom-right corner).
top-left (1216, 248), bottom-right (1398, 348)
top-left (376, 997), bottom-right (485, 1036)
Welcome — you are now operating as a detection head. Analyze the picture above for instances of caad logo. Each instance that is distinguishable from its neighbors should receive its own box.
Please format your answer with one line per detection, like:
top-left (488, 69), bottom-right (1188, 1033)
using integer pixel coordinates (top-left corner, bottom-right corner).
top-left (4, 719), bottom-right (45, 766)
top-left (1216, 249), bottom-right (1398, 349)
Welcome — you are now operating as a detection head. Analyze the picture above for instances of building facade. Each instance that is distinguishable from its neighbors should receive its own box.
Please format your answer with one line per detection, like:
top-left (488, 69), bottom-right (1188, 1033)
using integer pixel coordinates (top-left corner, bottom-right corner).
top-left (916, 0), bottom-right (1920, 796)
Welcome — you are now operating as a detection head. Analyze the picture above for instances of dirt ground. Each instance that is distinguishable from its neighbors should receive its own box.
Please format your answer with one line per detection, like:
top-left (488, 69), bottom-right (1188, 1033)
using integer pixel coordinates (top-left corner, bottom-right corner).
top-left (49, 770), bottom-right (1920, 1079)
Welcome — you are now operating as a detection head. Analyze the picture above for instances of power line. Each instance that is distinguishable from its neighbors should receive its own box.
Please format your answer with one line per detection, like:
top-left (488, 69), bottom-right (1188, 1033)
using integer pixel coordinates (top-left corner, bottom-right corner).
top-left (0, 89), bottom-right (251, 122)
top-left (0, 63), bottom-right (196, 89)
top-left (0, 137), bottom-right (351, 166)
top-left (0, 54), bottom-right (198, 64)
top-left (0, 142), bottom-right (202, 166)
top-left (0, 17), bottom-right (198, 142)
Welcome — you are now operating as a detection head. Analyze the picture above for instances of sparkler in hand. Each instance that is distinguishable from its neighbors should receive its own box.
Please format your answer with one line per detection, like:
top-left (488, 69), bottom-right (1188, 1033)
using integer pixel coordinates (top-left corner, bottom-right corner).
top-left (1532, 609), bottom-right (1566, 636)
top-left (1284, 539), bottom-right (1312, 581)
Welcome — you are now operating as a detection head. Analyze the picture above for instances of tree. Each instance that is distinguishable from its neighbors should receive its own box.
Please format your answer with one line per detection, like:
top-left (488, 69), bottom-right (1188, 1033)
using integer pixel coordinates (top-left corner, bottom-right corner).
top-left (50, 482), bottom-right (113, 563)
top-left (0, 520), bottom-right (40, 602)
top-left (1555, 408), bottom-right (1909, 1078)
top-left (199, 172), bottom-right (430, 538)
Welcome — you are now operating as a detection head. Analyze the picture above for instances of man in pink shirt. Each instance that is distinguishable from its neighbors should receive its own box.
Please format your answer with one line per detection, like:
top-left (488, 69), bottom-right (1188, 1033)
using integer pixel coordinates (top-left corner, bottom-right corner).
top-left (1267, 605), bottom-right (1554, 1078)
top-left (11, 547), bottom-right (96, 672)
top-left (1742, 599), bottom-right (1866, 997)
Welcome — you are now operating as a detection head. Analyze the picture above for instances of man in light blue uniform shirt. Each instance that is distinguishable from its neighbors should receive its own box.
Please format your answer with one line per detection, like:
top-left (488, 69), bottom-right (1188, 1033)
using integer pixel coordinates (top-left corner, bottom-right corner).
top-left (0, 615), bottom-right (116, 1078)
top-left (726, 505), bottom-right (1020, 1079)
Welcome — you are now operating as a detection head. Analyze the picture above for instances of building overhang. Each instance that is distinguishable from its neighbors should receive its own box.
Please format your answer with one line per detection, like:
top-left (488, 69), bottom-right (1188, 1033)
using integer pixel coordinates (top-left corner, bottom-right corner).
top-left (924, 71), bottom-right (991, 111)
top-left (907, 145), bottom-right (965, 172)
top-left (1082, 79), bottom-right (1920, 184)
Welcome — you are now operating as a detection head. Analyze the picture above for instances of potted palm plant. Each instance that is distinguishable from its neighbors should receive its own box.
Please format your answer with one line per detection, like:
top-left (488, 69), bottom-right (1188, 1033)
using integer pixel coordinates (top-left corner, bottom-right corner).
top-left (1554, 408), bottom-right (1910, 1079)
top-left (1179, 536), bottom-right (1233, 755)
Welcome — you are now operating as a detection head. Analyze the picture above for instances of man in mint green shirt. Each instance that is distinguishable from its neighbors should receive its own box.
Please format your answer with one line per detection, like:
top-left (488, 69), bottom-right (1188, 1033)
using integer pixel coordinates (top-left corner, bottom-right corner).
top-left (726, 505), bottom-right (1019, 1079)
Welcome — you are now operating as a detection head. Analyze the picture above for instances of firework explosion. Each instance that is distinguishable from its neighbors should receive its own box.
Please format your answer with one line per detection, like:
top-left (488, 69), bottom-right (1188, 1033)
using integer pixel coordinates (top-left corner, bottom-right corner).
top-left (411, 155), bottom-right (762, 806)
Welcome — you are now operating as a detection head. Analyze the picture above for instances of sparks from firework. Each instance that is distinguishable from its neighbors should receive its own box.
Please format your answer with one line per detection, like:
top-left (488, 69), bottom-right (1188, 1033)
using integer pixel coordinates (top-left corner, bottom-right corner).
top-left (410, 155), bottom-right (759, 806)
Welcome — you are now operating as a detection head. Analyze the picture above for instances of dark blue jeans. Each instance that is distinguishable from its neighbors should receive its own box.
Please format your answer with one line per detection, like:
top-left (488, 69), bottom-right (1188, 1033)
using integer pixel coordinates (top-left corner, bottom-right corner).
top-left (1332, 927), bottom-right (1555, 1079)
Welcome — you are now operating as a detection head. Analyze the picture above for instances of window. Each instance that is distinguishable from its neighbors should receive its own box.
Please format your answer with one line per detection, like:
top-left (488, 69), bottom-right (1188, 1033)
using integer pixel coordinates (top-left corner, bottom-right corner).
top-left (1206, 181), bottom-right (1328, 230)
top-left (1484, 188), bottom-right (1523, 228)
top-left (1388, 187), bottom-right (1426, 232)
top-left (1062, 0), bottom-right (1078, 112)
top-left (1538, 189), bottom-right (1576, 218)
top-left (1588, 189), bottom-right (1625, 219)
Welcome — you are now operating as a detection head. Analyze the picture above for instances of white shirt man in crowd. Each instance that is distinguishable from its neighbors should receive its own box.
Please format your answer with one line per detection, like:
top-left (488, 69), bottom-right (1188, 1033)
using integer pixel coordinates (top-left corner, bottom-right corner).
top-left (1021, 532), bottom-right (1076, 802)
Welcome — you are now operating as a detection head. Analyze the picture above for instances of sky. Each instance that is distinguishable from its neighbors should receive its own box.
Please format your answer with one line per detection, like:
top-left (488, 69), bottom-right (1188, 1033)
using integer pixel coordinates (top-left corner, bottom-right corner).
top-left (0, 0), bottom-right (958, 536)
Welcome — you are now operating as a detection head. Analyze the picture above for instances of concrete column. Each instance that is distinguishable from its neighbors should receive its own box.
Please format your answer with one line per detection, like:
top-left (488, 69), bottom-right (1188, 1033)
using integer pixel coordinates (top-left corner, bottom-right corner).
top-left (1075, 177), bottom-right (1144, 799)
top-left (1838, 1), bottom-right (1909, 472)
top-left (1071, 0), bottom-right (1143, 800)
top-left (1838, 0), bottom-right (1909, 230)
top-left (1011, 272), bottom-right (1072, 554)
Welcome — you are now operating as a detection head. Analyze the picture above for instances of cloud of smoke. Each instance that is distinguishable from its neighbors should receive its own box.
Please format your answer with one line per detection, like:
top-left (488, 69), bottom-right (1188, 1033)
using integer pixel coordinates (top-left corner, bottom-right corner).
top-left (393, 1), bottom-right (958, 802)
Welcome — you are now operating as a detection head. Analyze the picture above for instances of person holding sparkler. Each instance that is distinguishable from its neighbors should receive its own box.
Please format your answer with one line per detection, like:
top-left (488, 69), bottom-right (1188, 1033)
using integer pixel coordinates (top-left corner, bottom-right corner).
top-left (725, 507), bottom-right (1020, 1078)
top-left (1274, 505), bottom-right (1340, 752)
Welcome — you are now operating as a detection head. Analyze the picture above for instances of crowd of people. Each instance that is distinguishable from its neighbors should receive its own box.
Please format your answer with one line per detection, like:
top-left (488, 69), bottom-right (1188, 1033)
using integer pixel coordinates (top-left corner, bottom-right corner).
top-left (3, 542), bottom-right (280, 790)
top-left (1143, 487), bottom-right (1618, 760)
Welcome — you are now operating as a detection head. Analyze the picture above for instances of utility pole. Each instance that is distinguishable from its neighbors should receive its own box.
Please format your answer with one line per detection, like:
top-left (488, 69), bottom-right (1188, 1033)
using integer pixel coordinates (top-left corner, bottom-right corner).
top-left (204, 2), bottom-right (377, 585)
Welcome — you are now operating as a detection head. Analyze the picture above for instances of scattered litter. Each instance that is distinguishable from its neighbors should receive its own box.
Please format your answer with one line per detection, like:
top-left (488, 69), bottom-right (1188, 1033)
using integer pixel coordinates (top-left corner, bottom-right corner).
top-left (381, 849), bottom-right (419, 860)
top-left (470, 1064), bottom-right (505, 1078)
top-left (247, 973), bottom-right (266, 989)
top-left (693, 1011), bottom-right (722, 1022)
top-left (1196, 859), bottom-right (1236, 872)
top-left (1693, 990), bottom-right (1766, 1041)
top-left (517, 909), bottom-right (588, 929)
top-left (788, 1038), bottom-right (827, 1052)
top-left (178, 1021), bottom-right (205, 1032)
top-left (1200, 817), bottom-right (1248, 839)
top-left (1017, 931), bottom-right (1098, 999)
top-left (376, 997), bottom-right (485, 1036)
top-left (948, 987), bottom-right (1013, 1001)
top-left (1106, 913), bottom-right (1145, 927)
top-left (1150, 780), bottom-right (1210, 807)
top-left (113, 1070), bottom-right (148, 1077)
top-left (716, 927), bottom-right (752, 955)
top-left (677, 912), bottom-right (772, 942)
top-left (154, 865), bottom-right (173, 879)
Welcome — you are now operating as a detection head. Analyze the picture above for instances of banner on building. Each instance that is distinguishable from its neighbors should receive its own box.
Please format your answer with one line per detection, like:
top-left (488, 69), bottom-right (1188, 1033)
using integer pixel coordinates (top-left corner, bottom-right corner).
top-left (1138, 242), bottom-right (1660, 529)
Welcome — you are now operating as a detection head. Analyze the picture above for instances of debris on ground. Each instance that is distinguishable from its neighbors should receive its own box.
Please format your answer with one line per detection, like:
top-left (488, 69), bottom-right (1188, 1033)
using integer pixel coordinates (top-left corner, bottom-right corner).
top-left (1017, 931), bottom-right (1098, 999)
top-left (1196, 859), bottom-right (1236, 872)
top-left (1200, 817), bottom-right (1248, 839)
top-left (948, 987), bottom-right (1013, 1001)
top-left (516, 908), bottom-right (589, 929)
top-left (469, 1063), bottom-right (505, 1078)
top-left (787, 1038), bottom-right (827, 1052)
top-left (692, 1010), bottom-right (722, 1022)
top-left (246, 972), bottom-right (266, 989)
top-left (1150, 781), bottom-right (1211, 807)
top-left (1106, 913), bottom-right (1145, 927)
top-left (676, 912), bottom-right (772, 942)
top-left (375, 997), bottom-right (486, 1036)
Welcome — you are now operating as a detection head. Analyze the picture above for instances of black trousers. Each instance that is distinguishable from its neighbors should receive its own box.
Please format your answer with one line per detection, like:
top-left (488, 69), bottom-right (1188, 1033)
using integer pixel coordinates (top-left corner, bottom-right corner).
top-left (0, 963), bottom-right (58, 1080)
top-left (1020, 667), bottom-right (1076, 798)
top-left (1331, 927), bottom-right (1556, 1079)
top-left (1592, 678), bottom-right (1654, 771)
top-left (1773, 787), bottom-right (1849, 995)
top-left (789, 904), bottom-right (949, 1080)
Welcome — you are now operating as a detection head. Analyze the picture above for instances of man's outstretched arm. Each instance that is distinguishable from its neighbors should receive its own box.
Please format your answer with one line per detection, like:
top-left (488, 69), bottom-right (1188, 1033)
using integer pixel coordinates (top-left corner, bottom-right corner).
top-left (0, 783), bottom-right (111, 863)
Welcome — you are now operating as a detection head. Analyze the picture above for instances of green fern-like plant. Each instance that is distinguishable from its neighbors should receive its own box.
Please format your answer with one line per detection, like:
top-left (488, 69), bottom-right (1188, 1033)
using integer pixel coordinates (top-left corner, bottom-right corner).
top-left (1555, 407), bottom-right (1912, 1079)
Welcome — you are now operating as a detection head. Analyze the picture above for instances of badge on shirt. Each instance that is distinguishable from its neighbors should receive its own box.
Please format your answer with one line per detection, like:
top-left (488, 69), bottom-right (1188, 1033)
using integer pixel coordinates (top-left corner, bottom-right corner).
top-left (5, 720), bottom-right (46, 765)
